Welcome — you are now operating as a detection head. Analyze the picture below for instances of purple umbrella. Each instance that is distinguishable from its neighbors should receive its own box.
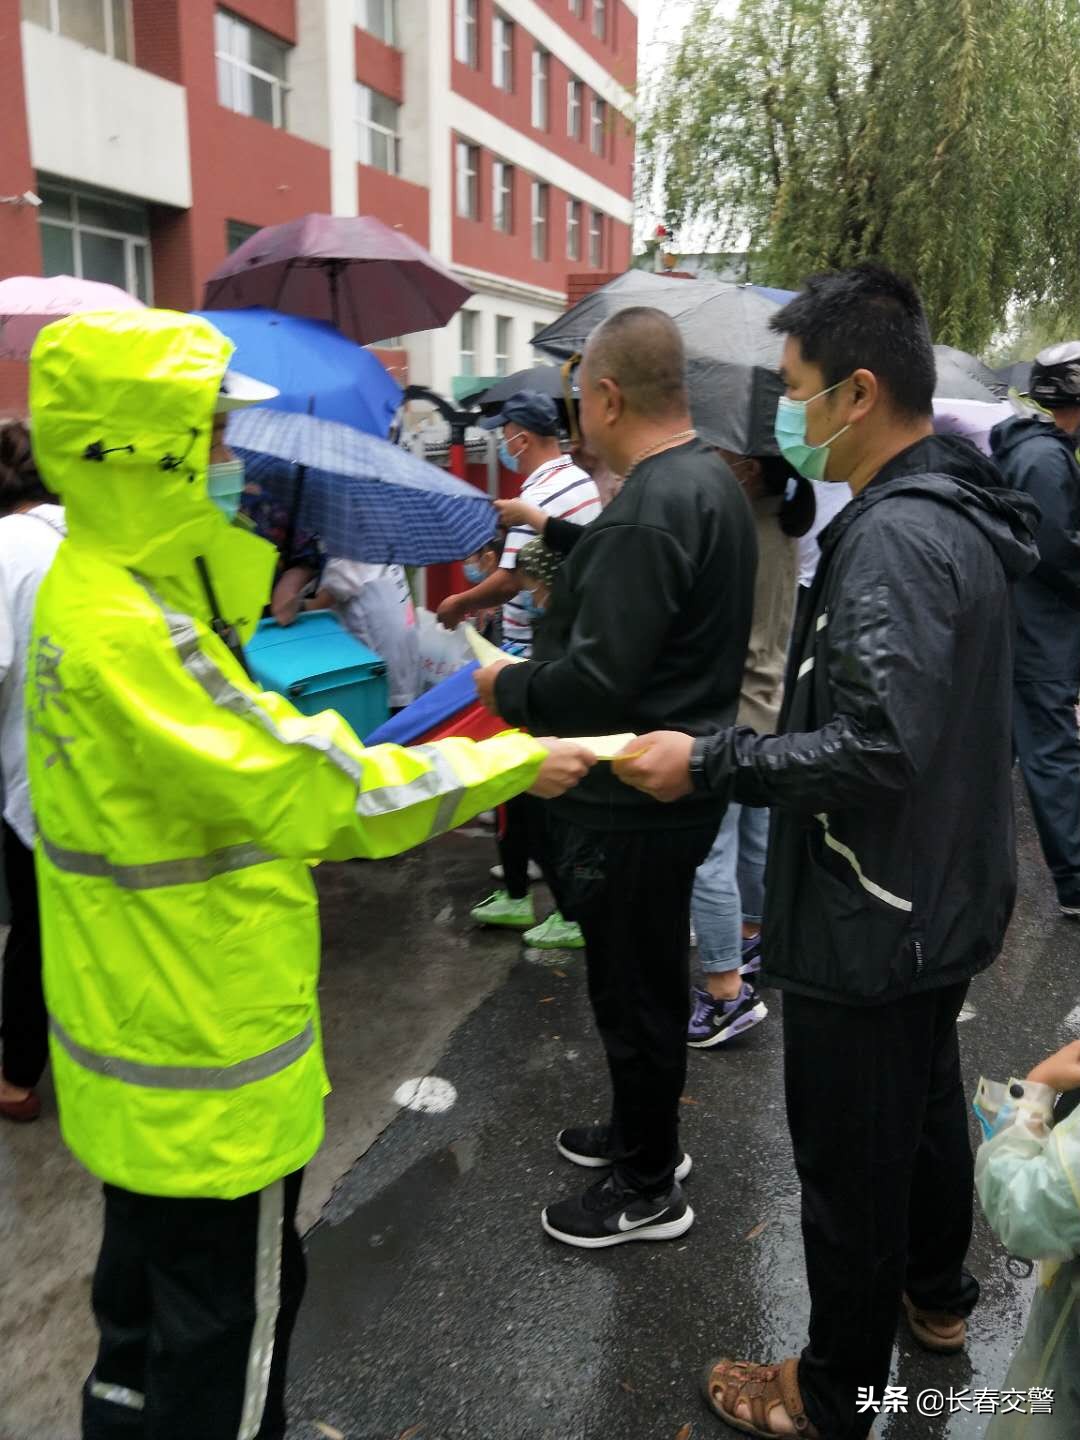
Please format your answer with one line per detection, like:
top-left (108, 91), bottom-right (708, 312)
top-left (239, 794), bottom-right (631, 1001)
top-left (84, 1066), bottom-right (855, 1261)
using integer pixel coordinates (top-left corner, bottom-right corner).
top-left (202, 214), bottom-right (472, 345)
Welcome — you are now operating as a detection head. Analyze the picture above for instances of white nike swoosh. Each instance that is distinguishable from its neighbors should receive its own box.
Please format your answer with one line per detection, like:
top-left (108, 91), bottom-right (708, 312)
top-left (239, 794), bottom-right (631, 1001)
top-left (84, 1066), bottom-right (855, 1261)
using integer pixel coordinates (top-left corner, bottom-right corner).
top-left (616, 1207), bottom-right (668, 1232)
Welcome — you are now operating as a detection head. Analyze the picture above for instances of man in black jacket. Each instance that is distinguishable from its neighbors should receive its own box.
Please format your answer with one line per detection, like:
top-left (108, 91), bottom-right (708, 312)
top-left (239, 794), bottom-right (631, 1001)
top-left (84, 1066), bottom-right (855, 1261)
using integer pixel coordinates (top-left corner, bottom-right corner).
top-left (617, 265), bottom-right (1039, 1440)
top-left (991, 346), bottom-right (1080, 917)
top-left (474, 307), bottom-right (757, 1249)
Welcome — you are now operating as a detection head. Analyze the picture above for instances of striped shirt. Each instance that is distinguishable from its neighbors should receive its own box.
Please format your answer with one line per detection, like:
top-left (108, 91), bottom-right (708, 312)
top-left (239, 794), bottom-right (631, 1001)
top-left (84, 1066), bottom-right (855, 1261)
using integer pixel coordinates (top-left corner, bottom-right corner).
top-left (500, 456), bottom-right (601, 651)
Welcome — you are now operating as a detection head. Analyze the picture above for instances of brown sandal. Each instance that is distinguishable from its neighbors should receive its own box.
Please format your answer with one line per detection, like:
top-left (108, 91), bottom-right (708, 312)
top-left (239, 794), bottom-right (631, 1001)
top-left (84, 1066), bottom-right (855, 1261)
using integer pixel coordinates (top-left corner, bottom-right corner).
top-left (700, 1355), bottom-right (819, 1438)
top-left (902, 1292), bottom-right (966, 1353)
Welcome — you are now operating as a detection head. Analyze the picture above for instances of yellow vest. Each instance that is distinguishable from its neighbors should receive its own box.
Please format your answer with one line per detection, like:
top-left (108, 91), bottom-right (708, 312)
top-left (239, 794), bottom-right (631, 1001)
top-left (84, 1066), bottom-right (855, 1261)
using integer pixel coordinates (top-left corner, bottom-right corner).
top-left (26, 309), bottom-right (543, 1199)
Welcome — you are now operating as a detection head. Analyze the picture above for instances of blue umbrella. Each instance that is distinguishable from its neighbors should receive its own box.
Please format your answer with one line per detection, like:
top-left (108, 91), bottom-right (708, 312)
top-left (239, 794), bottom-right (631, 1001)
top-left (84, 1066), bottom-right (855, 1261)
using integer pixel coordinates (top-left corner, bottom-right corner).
top-left (228, 407), bottom-right (497, 566)
top-left (192, 306), bottom-right (402, 436)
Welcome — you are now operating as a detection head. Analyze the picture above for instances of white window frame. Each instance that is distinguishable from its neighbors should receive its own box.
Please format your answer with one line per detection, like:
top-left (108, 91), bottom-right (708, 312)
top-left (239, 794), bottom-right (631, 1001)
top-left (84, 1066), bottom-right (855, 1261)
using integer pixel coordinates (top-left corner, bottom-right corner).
top-left (589, 207), bottom-right (604, 267)
top-left (355, 84), bottom-right (401, 174)
top-left (492, 160), bottom-right (514, 234)
top-left (39, 181), bottom-right (152, 303)
top-left (531, 47), bottom-right (549, 130)
top-left (216, 9), bottom-right (290, 130)
top-left (566, 78), bottom-right (583, 140)
top-left (492, 12), bottom-right (514, 91)
top-left (459, 310), bottom-right (479, 377)
top-left (568, 0), bottom-right (583, 16)
top-left (495, 316), bottom-right (513, 378)
top-left (455, 0), bottom-right (478, 67)
top-left (590, 95), bottom-right (606, 155)
top-left (567, 198), bottom-right (582, 261)
top-left (354, 0), bottom-right (396, 46)
top-left (531, 180), bottom-right (549, 261)
top-left (456, 140), bottom-right (480, 220)
top-left (593, 0), bottom-right (607, 40)
top-left (25, 0), bottom-right (132, 61)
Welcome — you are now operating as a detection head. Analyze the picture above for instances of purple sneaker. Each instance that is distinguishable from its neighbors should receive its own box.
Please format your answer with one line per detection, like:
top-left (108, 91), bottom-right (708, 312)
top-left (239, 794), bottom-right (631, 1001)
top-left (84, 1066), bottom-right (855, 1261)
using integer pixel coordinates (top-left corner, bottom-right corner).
top-left (739, 932), bottom-right (763, 977)
top-left (687, 982), bottom-right (768, 1049)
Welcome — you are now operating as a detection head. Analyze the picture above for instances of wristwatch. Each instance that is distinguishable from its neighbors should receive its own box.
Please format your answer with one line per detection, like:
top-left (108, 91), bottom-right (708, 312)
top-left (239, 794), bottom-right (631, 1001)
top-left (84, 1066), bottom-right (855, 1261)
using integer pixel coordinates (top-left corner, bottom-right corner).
top-left (688, 736), bottom-right (711, 794)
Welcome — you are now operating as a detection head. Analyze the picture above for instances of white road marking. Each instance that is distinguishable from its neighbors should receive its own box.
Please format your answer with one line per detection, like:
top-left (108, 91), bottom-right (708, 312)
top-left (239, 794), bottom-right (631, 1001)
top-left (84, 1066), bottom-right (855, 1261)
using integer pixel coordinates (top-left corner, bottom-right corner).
top-left (393, 1076), bottom-right (458, 1114)
top-left (958, 1004), bottom-right (976, 1023)
top-left (1064, 1004), bottom-right (1080, 1033)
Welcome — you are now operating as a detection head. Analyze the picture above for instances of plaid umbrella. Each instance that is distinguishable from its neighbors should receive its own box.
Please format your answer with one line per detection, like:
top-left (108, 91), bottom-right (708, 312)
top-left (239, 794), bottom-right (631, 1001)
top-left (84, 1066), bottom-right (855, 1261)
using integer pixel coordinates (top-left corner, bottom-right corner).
top-left (228, 408), bottom-right (497, 566)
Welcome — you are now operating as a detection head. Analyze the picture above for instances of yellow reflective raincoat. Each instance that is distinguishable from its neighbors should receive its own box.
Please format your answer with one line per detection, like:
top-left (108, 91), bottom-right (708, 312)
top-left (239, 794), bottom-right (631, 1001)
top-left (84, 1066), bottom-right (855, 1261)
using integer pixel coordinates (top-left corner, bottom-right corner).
top-left (25, 309), bottom-right (545, 1200)
top-left (976, 1079), bottom-right (1080, 1437)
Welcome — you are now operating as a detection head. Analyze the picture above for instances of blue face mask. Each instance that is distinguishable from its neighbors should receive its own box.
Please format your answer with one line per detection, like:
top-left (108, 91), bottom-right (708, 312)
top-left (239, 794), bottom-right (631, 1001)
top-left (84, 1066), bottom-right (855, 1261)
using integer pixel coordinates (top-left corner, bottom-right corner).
top-left (499, 439), bottom-right (524, 474)
top-left (207, 459), bottom-right (246, 522)
top-left (517, 589), bottom-right (545, 617)
top-left (774, 379), bottom-right (852, 482)
top-left (463, 562), bottom-right (487, 584)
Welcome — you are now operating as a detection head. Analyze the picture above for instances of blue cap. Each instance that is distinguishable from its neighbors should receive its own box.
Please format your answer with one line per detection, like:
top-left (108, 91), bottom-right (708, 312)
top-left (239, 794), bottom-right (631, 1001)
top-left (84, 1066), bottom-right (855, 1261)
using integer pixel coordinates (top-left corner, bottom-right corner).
top-left (478, 390), bottom-right (562, 436)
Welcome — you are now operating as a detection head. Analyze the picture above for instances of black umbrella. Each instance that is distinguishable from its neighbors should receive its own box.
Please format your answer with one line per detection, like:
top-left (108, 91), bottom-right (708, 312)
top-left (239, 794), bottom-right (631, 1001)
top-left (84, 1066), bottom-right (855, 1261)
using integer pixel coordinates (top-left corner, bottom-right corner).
top-left (464, 363), bottom-right (580, 422)
top-left (932, 345), bottom-right (1004, 401)
top-left (532, 274), bottom-right (785, 454)
top-left (993, 359), bottom-right (1033, 394)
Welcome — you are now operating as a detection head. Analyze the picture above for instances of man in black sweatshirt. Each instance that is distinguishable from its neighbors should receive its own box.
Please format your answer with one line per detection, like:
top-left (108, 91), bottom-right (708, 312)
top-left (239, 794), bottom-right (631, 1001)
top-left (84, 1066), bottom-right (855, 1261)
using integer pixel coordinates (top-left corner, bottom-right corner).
top-left (474, 306), bottom-right (757, 1248)
top-left (616, 265), bottom-right (1040, 1440)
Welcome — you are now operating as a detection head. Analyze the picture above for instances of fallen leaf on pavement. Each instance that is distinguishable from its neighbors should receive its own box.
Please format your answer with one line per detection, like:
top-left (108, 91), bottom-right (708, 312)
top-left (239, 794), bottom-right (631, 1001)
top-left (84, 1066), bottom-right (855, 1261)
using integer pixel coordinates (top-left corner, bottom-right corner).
top-left (619, 1379), bottom-right (638, 1394)
top-left (397, 1426), bottom-right (424, 1440)
top-left (553, 969), bottom-right (567, 978)
top-left (539, 996), bottom-right (556, 1003)
top-left (675, 1425), bottom-right (694, 1440)
top-left (314, 1424), bottom-right (345, 1440)
top-left (679, 1096), bottom-right (700, 1106)
top-left (744, 1221), bottom-right (768, 1241)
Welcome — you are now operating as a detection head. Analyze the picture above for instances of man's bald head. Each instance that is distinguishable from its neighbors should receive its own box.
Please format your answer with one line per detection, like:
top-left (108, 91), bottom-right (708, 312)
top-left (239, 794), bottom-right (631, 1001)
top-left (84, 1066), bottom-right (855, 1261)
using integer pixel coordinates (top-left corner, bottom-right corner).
top-left (581, 307), bottom-right (689, 419)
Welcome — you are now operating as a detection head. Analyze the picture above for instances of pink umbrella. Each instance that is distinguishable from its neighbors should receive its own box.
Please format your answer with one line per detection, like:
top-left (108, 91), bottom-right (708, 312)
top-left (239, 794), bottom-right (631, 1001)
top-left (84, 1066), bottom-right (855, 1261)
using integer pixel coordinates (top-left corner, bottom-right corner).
top-left (202, 213), bottom-right (472, 345)
top-left (0, 274), bottom-right (144, 361)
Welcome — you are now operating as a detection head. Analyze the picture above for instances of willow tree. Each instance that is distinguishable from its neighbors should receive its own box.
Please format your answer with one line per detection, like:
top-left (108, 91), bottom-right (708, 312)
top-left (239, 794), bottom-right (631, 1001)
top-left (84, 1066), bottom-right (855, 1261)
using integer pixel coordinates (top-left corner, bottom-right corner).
top-left (640, 0), bottom-right (1080, 350)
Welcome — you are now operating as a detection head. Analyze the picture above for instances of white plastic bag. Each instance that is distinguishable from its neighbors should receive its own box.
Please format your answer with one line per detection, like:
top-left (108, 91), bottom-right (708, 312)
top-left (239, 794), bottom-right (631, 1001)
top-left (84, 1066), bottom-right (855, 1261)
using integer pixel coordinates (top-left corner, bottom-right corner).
top-left (415, 607), bottom-right (474, 692)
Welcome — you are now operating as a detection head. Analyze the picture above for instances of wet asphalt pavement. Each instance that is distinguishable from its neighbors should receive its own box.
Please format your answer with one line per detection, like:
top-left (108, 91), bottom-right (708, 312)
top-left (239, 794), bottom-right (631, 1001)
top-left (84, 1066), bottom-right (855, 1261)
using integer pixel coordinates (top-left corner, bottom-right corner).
top-left (282, 791), bottom-right (1080, 1440)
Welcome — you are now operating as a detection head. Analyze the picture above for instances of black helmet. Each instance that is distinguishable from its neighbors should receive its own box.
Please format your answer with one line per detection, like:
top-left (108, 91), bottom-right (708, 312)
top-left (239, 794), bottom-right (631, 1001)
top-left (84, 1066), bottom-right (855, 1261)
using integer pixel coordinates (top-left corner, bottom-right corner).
top-left (1028, 341), bottom-right (1080, 408)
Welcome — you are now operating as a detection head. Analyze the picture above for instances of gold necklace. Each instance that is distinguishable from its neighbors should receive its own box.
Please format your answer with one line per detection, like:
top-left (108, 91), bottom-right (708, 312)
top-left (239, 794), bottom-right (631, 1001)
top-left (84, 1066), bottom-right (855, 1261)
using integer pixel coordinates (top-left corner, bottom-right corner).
top-left (625, 428), bottom-right (697, 479)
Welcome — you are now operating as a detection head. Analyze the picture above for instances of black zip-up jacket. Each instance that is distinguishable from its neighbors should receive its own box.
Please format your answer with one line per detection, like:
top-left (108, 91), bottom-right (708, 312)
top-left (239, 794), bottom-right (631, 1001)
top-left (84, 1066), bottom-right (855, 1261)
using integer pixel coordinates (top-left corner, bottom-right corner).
top-left (991, 414), bottom-right (1080, 679)
top-left (694, 434), bottom-right (1040, 1004)
top-left (496, 438), bottom-right (757, 830)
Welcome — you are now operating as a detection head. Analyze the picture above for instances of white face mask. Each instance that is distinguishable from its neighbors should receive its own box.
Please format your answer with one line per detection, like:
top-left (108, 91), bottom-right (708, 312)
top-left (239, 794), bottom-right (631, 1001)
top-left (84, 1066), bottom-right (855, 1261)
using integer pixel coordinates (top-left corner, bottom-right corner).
top-left (207, 459), bottom-right (245, 522)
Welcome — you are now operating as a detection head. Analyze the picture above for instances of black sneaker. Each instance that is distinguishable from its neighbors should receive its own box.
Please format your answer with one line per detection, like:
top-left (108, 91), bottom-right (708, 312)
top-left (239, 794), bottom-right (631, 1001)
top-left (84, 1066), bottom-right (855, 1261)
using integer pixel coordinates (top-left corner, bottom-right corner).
top-left (542, 1172), bottom-right (694, 1249)
top-left (556, 1124), bottom-right (692, 1182)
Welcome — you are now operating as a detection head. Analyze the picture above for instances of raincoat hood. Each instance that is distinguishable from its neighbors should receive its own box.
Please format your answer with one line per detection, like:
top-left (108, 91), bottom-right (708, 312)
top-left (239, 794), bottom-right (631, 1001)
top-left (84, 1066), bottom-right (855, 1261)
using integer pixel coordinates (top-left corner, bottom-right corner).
top-left (29, 308), bottom-right (275, 637)
top-left (821, 433), bottom-right (1041, 583)
top-left (991, 411), bottom-right (1073, 462)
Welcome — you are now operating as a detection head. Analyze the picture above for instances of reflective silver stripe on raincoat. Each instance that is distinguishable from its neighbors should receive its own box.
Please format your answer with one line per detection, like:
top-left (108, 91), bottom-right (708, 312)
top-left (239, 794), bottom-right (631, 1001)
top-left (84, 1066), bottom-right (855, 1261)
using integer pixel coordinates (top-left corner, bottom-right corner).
top-left (816, 813), bottom-right (912, 913)
top-left (40, 835), bottom-right (274, 889)
top-left (49, 1015), bottom-right (315, 1090)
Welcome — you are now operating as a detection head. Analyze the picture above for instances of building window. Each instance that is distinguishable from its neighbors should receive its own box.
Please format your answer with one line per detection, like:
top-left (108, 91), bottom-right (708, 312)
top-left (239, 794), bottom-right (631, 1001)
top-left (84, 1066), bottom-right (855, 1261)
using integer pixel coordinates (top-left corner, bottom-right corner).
top-left (566, 78), bottom-right (583, 141)
top-left (593, 0), bottom-right (606, 40)
top-left (492, 12), bottom-right (514, 91)
top-left (456, 141), bottom-right (480, 219)
top-left (568, 0), bottom-right (583, 16)
top-left (356, 84), bottom-right (401, 174)
top-left (531, 47), bottom-right (549, 130)
top-left (589, 208), bottom-right (605, 267)
top-left (38, 180), bottom-right (152, 302)
top-left (495, 317), bottom-right (513, 378)
top-left (226, 219), bottom-right (260, 253)
top-left (459, 311), bottom-right (478, 377)
top-left (355, 0), bottom-right (396, 45)
top-left (215, 10), bottom-right (290, 128)
top-left (21, 0), bottom-right (132, 61)
top-left (590, 96), bottom-right (607, 155)
top-left (531, 181), bottom-right (549, 261)
top-left (492, 160), bottom-right (514, 234)
top-left (454, 0), bottom-right (478, 67)
top-left (566, 199), bottom-right (582, 261)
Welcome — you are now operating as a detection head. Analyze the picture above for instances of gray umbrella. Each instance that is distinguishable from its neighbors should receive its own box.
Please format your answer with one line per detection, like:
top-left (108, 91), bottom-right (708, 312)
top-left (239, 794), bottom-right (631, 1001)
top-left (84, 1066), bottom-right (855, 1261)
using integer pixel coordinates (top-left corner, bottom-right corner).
top-left (932, 345), bottom-right (1004, 401)
top-left (532, 275), bottom-right (786, 454)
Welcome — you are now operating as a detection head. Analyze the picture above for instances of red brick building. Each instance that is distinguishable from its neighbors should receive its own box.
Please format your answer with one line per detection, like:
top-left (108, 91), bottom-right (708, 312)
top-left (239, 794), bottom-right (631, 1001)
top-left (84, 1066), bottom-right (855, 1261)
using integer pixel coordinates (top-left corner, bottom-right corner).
top-left (0, 0), bottom-right (636, 412)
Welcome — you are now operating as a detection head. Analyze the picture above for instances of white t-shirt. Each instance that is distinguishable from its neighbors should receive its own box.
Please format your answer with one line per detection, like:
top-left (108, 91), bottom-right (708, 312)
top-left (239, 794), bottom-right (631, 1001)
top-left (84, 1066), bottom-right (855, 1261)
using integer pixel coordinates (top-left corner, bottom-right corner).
top-left (797, 479), bottom-right (852, 589)
top-left (500, 455), bottom-right (601, 652)
top-left (0, 504), bottom-right (66, 848)
top-left (321, 560), bottom-right (421, 709)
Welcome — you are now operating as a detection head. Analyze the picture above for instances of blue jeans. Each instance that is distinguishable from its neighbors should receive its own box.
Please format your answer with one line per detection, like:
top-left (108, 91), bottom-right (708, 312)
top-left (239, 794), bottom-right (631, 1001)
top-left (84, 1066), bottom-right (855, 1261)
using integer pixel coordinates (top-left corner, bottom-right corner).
top-left (691, 804), bottom-right (769, 974)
